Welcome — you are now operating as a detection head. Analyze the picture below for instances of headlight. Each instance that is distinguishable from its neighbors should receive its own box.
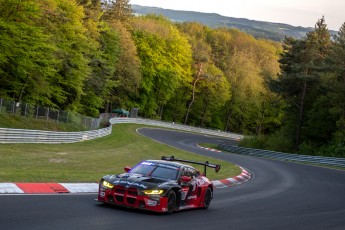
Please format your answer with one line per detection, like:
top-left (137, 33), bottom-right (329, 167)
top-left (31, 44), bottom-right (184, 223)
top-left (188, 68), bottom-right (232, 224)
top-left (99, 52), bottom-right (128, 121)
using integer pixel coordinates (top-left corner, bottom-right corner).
top-left (102, 180), bottom-right (114, 189)
top-left (143, 189), bottom-right (164, 195)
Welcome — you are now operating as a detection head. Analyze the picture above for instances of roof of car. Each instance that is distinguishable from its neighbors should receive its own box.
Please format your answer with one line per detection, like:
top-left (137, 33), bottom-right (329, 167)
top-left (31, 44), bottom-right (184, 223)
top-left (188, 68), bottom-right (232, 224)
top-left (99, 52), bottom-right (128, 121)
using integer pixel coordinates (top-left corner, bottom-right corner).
top-left (146, 160), bottom-right (193, 168)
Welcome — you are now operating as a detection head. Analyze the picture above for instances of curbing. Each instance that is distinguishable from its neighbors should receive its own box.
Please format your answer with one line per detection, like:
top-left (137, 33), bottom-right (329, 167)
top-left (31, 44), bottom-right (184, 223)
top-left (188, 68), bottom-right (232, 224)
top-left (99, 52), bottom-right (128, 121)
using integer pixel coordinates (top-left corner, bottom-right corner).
top-left (195, 144), bottom-right (222, 152)
top-left (195, 144), bottom-right (252, 188)
top-left (0, 183), bottom-right (99, 194)
top-left (212, 167), bottom-right (251, 188)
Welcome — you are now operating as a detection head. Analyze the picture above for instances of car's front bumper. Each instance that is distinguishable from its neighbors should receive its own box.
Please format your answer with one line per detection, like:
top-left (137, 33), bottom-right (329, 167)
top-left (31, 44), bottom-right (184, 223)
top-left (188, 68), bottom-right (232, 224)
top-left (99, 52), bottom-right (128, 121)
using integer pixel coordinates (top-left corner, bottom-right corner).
top-left (97, 185), bottom-right (169, 212)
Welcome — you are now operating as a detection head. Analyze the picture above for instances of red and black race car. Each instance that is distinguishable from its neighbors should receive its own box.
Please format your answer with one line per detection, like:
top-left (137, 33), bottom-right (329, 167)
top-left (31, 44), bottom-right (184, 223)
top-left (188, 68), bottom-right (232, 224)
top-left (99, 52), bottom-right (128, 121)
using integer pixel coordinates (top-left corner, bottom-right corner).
top-left (97, 156), bottom-right (221, 213)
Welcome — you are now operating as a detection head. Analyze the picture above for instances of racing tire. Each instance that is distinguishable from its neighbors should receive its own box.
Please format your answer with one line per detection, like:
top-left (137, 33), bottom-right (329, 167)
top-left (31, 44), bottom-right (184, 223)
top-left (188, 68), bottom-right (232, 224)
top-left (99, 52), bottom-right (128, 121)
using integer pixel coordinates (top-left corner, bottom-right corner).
top-left (166, 190), bottom-right (177, 214)
top-left (203, 187), bottom-right (212, 209)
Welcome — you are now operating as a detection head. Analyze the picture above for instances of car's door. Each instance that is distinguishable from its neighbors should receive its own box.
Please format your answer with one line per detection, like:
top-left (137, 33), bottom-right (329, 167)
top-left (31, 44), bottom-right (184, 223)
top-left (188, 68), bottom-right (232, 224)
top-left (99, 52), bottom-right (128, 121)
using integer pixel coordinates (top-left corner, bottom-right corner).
top-left (179, 166), bottom-right (200, 205)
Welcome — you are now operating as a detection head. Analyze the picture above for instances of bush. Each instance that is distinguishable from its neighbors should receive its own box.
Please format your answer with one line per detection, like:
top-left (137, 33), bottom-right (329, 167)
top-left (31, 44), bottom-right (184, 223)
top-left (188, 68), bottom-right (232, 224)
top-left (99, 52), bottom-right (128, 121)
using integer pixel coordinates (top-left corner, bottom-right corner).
top-left (240, 129), bottom-right (294, 153)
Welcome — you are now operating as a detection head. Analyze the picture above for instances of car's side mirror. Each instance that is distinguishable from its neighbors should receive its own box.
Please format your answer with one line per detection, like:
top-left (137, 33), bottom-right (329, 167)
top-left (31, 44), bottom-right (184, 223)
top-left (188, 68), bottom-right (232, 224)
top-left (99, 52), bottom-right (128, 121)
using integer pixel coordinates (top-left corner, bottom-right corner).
top-left (181, 176), bottom-right (192, 183)
top-left (124, 166), bottom-right (131, 172)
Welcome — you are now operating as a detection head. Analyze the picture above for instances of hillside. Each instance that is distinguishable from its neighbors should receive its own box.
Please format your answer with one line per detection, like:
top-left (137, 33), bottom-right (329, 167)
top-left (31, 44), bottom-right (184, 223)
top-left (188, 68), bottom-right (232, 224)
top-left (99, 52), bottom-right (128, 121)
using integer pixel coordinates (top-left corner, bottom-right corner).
top-left (132, 5), bottom-right (337, 41)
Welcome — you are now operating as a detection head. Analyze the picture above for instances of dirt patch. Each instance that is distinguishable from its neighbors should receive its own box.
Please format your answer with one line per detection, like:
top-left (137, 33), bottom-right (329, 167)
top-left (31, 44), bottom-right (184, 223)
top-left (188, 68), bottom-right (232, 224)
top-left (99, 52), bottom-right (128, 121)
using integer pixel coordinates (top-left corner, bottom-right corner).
top-left (49, 158), bottom-right (66, 163)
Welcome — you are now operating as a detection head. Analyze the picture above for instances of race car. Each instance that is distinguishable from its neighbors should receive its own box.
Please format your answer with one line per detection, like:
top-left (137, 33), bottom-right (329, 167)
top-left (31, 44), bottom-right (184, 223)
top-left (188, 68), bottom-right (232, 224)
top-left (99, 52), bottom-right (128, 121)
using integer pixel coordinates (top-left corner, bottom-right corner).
top-left (97, 156), bottom-right (221, 213)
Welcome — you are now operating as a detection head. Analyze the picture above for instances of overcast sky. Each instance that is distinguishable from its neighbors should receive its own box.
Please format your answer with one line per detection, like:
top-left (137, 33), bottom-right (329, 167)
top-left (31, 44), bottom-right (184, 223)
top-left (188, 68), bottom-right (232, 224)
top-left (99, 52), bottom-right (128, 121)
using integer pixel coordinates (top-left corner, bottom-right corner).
top-left (130, 0), bottom-right (344, 31)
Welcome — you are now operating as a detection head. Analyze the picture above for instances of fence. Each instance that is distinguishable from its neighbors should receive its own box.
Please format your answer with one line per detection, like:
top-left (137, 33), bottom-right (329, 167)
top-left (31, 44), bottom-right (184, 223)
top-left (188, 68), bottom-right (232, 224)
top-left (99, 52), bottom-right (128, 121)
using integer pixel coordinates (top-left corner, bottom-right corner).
top-left (0, 98), bottom-right (101, 130)
top-left (0, 126), bottom-right (112, 144)
top-left (218, 142), bottom-right (345, 169)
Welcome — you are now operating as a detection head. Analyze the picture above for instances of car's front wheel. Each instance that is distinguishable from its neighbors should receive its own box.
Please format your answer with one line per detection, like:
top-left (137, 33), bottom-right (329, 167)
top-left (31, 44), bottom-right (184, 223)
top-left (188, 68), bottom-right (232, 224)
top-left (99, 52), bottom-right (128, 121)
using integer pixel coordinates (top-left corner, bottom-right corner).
top-left (166, 190), bottom-right (176, 214)
top-left (203, 187), bottom-right (212, 209)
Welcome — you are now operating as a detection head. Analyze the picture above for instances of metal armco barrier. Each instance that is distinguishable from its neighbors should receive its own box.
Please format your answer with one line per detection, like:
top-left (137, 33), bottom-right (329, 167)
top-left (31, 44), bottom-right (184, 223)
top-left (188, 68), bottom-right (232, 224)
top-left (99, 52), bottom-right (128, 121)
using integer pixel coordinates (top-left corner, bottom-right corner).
top-left (0, 126), bottom-right (112, 144)
top-left (218, 142), bottom-right (345, 169)
top-left (109, 117), bottom-right (244, 140)
top-left (0, 117), bottom-right (242, 143)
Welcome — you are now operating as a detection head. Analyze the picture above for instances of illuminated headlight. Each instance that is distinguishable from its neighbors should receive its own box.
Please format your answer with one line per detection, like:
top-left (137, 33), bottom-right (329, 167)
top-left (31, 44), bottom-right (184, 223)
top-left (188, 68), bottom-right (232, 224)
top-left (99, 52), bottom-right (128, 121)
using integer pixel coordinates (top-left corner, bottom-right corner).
top-left (143, 189), bottom-right (164, 195)
top-left (102, 181), bottom-right (114, 189)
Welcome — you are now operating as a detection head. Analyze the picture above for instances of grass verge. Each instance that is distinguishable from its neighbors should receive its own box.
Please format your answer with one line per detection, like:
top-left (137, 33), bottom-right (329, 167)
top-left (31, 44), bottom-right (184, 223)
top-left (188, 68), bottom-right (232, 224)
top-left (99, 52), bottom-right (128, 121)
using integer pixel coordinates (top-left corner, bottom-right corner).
top-left (0, 124), bottom-right (241, 183)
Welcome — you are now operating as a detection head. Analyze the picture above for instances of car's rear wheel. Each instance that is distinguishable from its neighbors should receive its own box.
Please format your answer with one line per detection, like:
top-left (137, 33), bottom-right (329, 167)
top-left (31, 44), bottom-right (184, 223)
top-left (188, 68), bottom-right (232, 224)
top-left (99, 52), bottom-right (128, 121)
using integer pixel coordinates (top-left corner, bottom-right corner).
top-left (203, 187), bottom-right (212, 209)
top-left (166, 190), bottom-right (176, 214)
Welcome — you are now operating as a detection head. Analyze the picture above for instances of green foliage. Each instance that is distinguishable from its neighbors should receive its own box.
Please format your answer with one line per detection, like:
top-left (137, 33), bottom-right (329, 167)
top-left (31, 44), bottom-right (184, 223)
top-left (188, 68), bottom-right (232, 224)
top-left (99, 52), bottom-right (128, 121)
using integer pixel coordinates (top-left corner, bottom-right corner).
top-left (261, 17), bottom-right (345, 156)
top-left (132, 16), bottom-right (193, 118)
top-left (0, 2), bottom-right (285, 136)
top-left (240, 128), bottom-right (294, 153)
top-left (0, 113), bottom-right (87, 131)
top-left (106, 20), bottom-right (141, 110)
top-left (0, 0), bottom-right (58, 105)
top-left (102, 0), bottom-right (133, 24)
top-left (299, 142), bottom-right (345, 158)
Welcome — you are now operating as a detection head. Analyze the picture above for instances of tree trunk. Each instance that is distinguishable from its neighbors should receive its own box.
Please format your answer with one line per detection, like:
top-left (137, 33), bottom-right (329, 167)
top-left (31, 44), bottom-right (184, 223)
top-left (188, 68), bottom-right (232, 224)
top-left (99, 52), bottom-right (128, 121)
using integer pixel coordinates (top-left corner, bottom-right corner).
top-left (18, 76), bottom-right (30, 102)
top-left (200, 99), bottom-right (208, 127)
top-left (158, 105), bottom-right (164, 119)
top-left (295, 81), bottom-right (307, 149)
top-left (224, 99), bottom-right (235, 132)
top-left (184, 63), bottom-right (203, 125)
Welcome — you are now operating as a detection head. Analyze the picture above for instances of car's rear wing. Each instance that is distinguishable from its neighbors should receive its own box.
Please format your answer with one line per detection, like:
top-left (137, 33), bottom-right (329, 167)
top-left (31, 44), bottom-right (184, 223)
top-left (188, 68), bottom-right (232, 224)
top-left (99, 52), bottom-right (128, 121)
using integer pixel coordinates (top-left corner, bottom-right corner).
top-left (161, 155), bottom-right (220, 176)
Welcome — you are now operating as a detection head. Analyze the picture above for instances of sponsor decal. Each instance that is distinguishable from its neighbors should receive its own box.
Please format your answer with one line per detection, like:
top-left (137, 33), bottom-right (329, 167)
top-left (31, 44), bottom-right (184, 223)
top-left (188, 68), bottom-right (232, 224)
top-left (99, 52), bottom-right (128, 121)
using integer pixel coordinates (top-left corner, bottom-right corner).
top-left (197, 177), bottom-right (210, 186)
top-left (187, 195), bottom-right (197, 200)
top-left (146, 199), bottom-right (158, 206)
top-left (141, 162), bottom-right (155, 166)
top-left (179, 204), bottom-right (196, 210)
top-left (100, 191), bottom-right (105, 197)
top-left (117, 180), bottom-right (148, 189)
top-left (180, 189), bottom-right (189, 200)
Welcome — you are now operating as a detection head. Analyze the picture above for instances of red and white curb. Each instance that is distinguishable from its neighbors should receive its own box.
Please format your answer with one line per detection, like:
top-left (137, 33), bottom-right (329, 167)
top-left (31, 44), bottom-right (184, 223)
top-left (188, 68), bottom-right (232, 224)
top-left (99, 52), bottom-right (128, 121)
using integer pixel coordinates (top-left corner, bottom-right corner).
top-left (0, 171), bottom-right (251, 194)
top-left (195, 144), bottom-right (222, 152)
top-left (0, 183), bottom-right (99, 194)
top-left (0, 169), bottom-right (251, 194)
top-left (212, 167), bottom-right (251, 188)
top-left (195, 144), bottom-right (252, 188)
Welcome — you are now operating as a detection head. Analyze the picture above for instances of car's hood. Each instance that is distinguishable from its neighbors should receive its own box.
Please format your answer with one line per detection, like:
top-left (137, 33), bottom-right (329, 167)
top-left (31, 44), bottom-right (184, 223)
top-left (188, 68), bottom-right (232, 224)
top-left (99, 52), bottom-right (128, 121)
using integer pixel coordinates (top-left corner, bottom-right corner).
top-left (103, 173), bottom-right (176, 190)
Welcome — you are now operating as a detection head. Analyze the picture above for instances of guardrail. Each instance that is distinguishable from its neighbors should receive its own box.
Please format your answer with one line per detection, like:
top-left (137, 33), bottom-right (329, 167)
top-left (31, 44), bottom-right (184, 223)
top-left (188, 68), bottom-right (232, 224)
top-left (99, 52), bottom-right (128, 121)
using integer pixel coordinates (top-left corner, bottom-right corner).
top-left (0, 117), bottom-right (243, 143)
top-left (218, 142), bottom-right (345, 169)
top-left (110, 117), bottom-right (244, 140)
top-left (0, 126), bottom-right (112, 144)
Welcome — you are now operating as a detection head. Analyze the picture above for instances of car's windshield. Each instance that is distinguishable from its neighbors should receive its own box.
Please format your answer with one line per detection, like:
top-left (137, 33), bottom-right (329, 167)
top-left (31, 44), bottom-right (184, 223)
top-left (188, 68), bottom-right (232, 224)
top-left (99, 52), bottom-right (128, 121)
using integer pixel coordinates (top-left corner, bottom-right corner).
top-left (130, 161), bottom-right (179, 180)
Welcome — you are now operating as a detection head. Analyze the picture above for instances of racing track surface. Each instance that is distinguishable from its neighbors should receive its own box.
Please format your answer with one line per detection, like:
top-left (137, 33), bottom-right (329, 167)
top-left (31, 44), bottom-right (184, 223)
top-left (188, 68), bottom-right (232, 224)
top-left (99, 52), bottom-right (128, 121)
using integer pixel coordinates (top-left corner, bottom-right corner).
top-left (1, 128), bottom-right (345, 230)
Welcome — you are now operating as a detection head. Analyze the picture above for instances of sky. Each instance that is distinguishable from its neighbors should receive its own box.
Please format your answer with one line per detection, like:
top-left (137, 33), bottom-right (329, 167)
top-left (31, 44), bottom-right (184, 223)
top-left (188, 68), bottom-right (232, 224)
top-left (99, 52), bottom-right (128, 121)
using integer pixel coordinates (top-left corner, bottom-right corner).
top-left (129, 0), bottom-right (344, 31)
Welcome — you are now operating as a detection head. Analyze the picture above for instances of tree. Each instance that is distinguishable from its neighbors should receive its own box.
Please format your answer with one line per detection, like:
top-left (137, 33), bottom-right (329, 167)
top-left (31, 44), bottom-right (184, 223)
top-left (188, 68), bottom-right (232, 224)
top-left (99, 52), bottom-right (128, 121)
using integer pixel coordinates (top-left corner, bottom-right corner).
top-left (0, 0), bottom-right (58, 105)
top-left (184, 38), bottom-right (212, 124)
top-left (37, 0), bottom-right (95, 111)
top-left (270, 17), bottom-right (332, 150)
top-left (106, 20), bottom-right (141, 111)
top-left (102, 0), bottom-right (133, 24)
top-left (324, 22), bottom-right (345, 145)
top-left (132, 16), bottom-right (192, 118)
top-left (177, 22), bottom-right (213, 125)
top-left (189, 64), bottom-right (230, 127)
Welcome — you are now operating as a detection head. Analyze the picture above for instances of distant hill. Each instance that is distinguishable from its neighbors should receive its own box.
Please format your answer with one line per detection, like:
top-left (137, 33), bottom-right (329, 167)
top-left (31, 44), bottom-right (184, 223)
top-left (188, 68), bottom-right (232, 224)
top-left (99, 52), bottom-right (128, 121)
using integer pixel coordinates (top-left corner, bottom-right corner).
top-left (132, 5), bottom-right (337, 41)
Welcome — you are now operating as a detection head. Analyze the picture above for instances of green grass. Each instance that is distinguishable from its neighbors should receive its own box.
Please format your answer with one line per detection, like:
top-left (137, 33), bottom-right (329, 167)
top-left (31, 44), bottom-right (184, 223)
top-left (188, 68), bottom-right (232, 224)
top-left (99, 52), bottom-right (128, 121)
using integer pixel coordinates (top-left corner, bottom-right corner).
top-left (0, 124), bottom-right (241, 183)
top-left (0, 113), bottom-right (88, 131)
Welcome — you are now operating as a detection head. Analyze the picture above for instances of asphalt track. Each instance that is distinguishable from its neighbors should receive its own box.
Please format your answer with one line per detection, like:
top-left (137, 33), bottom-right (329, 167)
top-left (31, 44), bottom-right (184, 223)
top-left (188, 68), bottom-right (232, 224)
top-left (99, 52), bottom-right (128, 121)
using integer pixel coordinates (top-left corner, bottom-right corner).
top-left (1, 128), bottom-right (345, 230)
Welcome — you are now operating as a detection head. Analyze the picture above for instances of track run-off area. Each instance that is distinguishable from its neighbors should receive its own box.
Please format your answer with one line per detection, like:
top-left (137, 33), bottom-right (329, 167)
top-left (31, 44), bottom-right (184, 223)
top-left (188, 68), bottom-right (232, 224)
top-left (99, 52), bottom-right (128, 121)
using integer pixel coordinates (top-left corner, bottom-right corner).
top-left (1, 128), bottom-right (345, 230)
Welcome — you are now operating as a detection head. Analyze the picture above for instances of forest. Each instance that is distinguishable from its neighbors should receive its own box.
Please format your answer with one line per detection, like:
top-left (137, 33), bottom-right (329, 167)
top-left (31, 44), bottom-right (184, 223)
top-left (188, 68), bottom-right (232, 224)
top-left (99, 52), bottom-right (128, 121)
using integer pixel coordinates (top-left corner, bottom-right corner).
top-left (0, 0), bottom-right (344, 157)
